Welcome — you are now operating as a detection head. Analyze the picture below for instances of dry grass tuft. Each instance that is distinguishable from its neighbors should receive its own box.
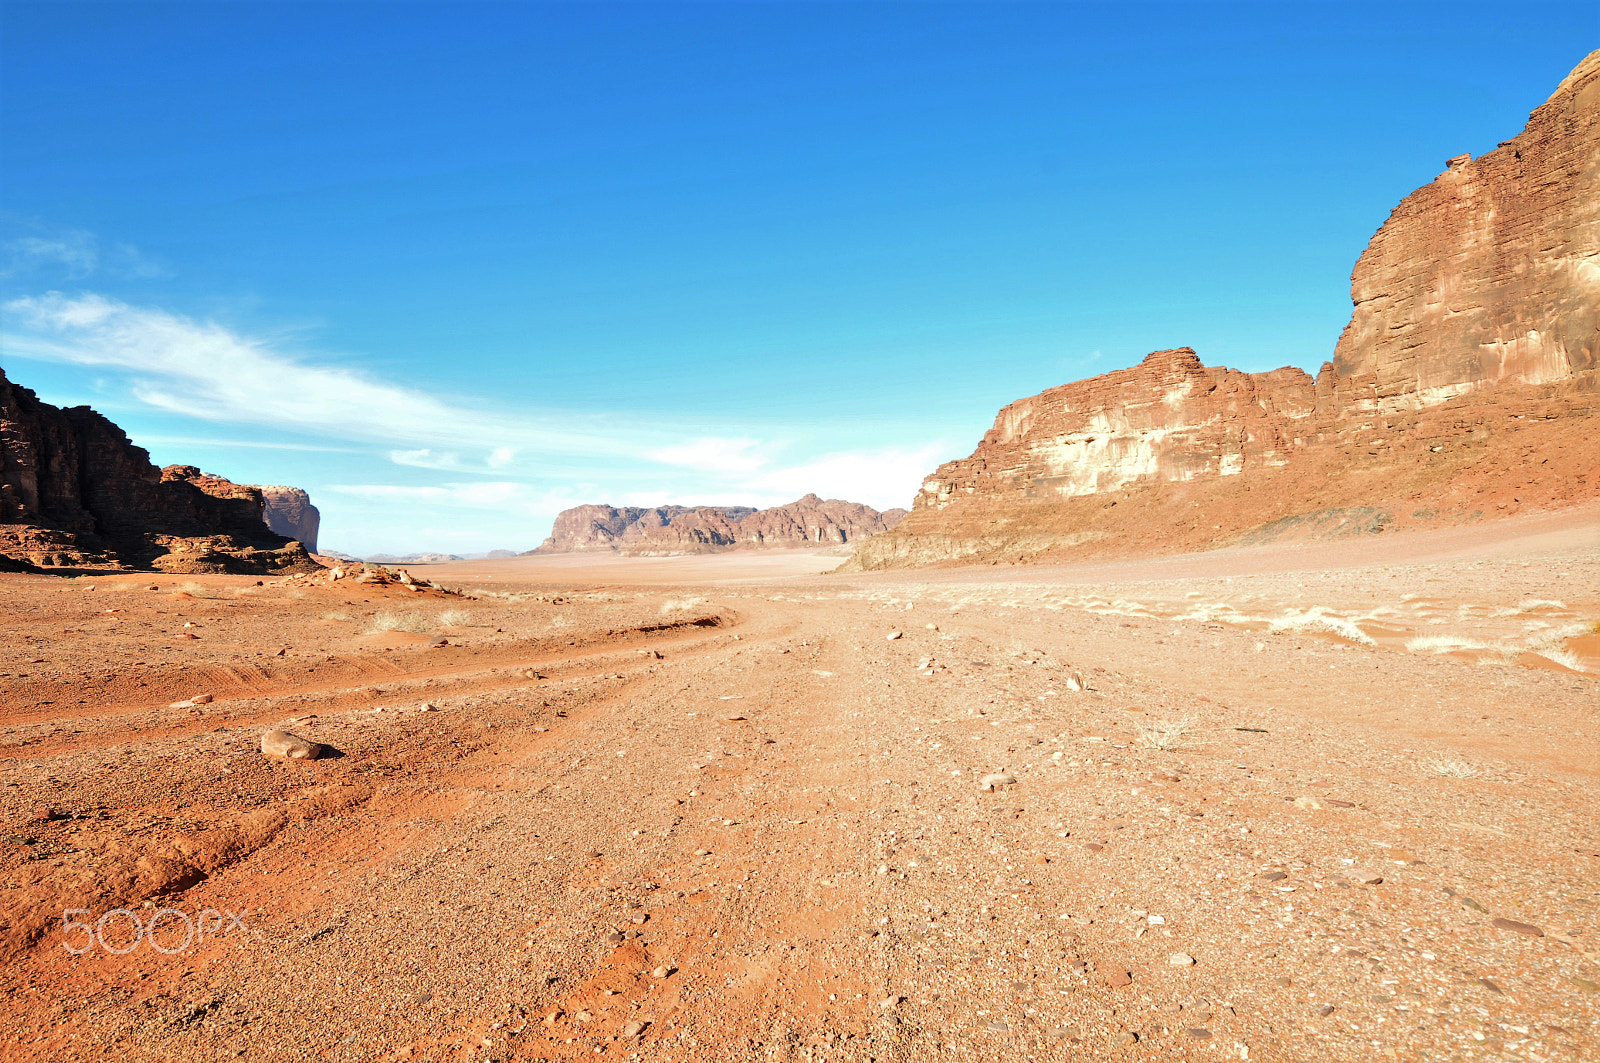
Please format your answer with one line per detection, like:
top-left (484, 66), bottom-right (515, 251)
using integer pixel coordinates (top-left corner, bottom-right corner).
top-left (438, 608), bottom-right (473, 627)
top-left (661, 596), bottom-right (707, 615)
top-left (1136, 718), bottom-right (1193, 751)
top-left (368, 611), bottom-right (432, 634)
top-left (1428, 757), bottom-right (1480, 779)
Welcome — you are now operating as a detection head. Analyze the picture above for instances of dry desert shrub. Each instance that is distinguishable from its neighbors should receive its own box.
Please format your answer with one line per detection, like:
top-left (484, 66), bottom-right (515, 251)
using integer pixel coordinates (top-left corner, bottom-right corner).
top-left (320, 611), bottom-right (350, 622)
top-left (1136, 718), bottom-right (1192, 751)
top-left (1428, 757), bottom-right (1480, 779)
top-left (661, 596), bottom-right (707, 615)
top-left (437, 608), bottom-right (473, 627)
top-left (368, 611), bottom-right (432, 634)
top-left (1268, 607), bottom-right (1376, 645)
top-left (176, 581), bottom-right (210, 598)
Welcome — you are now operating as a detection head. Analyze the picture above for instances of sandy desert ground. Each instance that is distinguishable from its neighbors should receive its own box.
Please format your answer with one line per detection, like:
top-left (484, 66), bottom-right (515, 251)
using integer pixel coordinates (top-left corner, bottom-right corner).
top-left (2, 507), bottom-right (1598, 1063)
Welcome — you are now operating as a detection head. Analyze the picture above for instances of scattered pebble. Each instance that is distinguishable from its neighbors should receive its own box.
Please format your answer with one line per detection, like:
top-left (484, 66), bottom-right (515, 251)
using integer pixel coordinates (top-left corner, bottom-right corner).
top-left (1491, 917), bottom-right (1543, 937)
top-left (1169, 953), bottom-right (1196, 966)
top-left (651, 966), bottom-right (673, 979)
top-left (886, 631), bottom-right (902, 641)
top-left (978, 772), bottom-right (1017, 792)
top-left (622, 1020), bottom-right (646, 1037)
top-left (1105, 971), bottom-right (1133, 987)
top-left (1184, 1028), bottom-right (1212, 1040)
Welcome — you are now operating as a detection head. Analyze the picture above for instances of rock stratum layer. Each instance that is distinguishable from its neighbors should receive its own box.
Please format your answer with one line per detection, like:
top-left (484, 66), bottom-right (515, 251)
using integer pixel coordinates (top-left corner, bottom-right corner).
top-left (0, 369), bottom-right (320, 572)
top-left (853, 51), bottom-right (1600, 570)
top-left (536, 494), bottom-right (908, 555)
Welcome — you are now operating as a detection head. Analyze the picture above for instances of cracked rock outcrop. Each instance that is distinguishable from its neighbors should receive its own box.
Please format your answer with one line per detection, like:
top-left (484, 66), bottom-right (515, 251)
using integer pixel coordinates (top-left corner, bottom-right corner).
top-left (851, 51), bottom-right (1600, 570)
top-left (0, 368), bottom-right (321, 572)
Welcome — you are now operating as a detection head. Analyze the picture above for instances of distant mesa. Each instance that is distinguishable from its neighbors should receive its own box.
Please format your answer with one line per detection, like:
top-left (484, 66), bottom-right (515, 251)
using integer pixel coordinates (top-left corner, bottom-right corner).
top-left (0, 368), bottom-right (321, 573)
top-left (534, 494), bottom-right (908, 556)
top-left (852, 49), bottom-right (1600, 570)
top-left (363, 552), bottom-right (465, 564)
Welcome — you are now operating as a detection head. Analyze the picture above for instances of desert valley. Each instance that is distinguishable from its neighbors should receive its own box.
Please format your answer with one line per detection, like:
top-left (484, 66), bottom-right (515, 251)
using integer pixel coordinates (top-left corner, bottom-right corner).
top-left (1, 33), bottom-right (1598, 1063)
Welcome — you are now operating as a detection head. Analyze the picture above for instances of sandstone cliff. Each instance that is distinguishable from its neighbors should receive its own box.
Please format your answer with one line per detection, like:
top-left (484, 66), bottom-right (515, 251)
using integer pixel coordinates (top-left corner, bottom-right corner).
top-left (852, 51), bottom-right (1600, 570)
top-left (1332, 49), bottom-right (1599, 403)
top-left (257, 486), bottom-right (320, 554)
top-left (0, 369), bottom-right (320, 572)
top-left (536, 495), bottom-right (907, 555)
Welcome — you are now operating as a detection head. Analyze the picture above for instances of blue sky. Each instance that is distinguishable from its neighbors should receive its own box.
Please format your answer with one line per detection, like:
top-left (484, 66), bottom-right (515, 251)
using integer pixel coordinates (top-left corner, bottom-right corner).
top-left (2, 3), bottom-right (1594, 555)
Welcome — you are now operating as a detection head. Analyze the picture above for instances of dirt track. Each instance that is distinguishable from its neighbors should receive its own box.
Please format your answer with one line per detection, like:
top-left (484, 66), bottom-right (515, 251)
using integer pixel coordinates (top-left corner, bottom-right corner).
top-left (2, 510), bottom-right (1598, 1062)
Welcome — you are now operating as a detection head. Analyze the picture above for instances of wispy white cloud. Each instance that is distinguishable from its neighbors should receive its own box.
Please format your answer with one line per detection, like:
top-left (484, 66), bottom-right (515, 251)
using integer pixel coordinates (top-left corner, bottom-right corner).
top-left (1, 291), bottom-right (633, 461)
top-left (2, 290), bottom-right (950, 552)
top-left (1, 218), bottom-right (167, 280)
top-left (648, 436), bottom-right (768, 473)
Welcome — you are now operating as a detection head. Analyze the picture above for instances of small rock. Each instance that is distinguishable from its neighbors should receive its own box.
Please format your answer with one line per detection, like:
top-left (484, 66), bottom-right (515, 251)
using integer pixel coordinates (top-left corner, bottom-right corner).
top-left (574, 1010), bottom-right (592, 1023)
top-left (694, 849), bottom-right (711, 857)
top-left (1169, 953), bottom-right (1196, 966)
top-left (260, 729), bottom-right (321, 760)
top-left (979, 772), bottom-right (1017, 792)
top-left (1568, 976), bottom-right (1600, 993)
top-left (542, 1009), bottom-right (562, 1027)
top-left (1491, 917), bottom-right (1543, 937)
top-left (621, 1020), bottom-right (646, 1038)
top-left (1259, 871), bottom-right (1288, 881)
top-left (190, 693), bottom-right (214, 704)
top-left (1184, 1028), bottom-right (1212, 1040)
top-left (886, 631), bottom-right (902, 640)
top-left (604, 931), bottom-right (625, 943)
top-left (1065, 674), bottom-right (1083, 692)
top-left (1315, 1004), bottom-right (1334, 1016)
top-left (630, 913), bottom-right (648, 924)
top-left (168, 699), bottom-right (195, 709)
top-left (1105, 970), bottom-right (1133, 987)
top-left (1351, 870), bottom-right (1383, 885)
top-left (651, 966), bottom-right (673, 979)
top-left (1083, 843), bottom-right (1105, 853)
top-left (985, 1020), bottom-right (1010, 1032)
top-left (1112, 1032), bottom-right (1138, 1046)
top-left (413, 992), bottom-right (432, 1003)
top-left (1293, 796), bottom-right (1323, 810)
top-left (1051, 1026), bottom-right (1083, 1041)
top-left (1478, 978), bottom-right (1505, 994)
top-left (1324, 798), bottom-right (1356, 808)
top-left (878, 995), bottom-right (900, 1009)
top-left (724, 714), bottom-right (746, 722)
top-left (428, 636), bottom-right (448, 647)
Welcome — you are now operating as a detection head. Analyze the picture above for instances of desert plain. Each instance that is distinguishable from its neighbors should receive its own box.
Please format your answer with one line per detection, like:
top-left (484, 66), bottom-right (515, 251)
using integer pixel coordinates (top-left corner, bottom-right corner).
top-left (2, 504), bottom-right (1597, 1063)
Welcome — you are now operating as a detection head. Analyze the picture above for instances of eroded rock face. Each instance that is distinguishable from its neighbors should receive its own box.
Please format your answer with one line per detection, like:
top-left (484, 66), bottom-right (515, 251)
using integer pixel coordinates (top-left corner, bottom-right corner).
top-left (916, 348), bottom-right (1320, 512)
top-left (536, 495), bottom-right (907, 555)
top-left (0, 370), bottom-right (320, 572)
top-left (257, 486), bottom-right (320, 554)
top-left (854, 52), bottom-right (1600, 569)
top-left (1332, 49), bottom-right (1600, 404)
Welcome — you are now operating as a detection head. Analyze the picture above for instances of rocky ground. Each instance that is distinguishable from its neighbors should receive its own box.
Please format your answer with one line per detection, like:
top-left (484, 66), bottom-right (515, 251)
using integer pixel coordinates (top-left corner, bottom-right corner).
top-left (2, 509), bottom-right (1597, 1062)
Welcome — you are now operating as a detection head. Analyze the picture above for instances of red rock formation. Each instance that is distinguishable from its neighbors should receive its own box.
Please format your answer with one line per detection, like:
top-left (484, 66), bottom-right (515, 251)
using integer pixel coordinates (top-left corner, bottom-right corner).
top-left (1332, 49), bottom-right (1599, 404)
top-left (257, 486), bottom-right (320, 554)
top-left (854, 51), bottom-right (1600, 569)
top-left (0, 369), bottom-right (319, 572)
top-left (535, 495), bottom-right (907, 555)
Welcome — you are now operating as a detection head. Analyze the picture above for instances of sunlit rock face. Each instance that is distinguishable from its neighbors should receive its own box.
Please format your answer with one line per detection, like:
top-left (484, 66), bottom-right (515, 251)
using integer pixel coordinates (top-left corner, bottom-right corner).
top-left (917, 348), bottom-right (1318, 510)
top-left (851, 51), bottom-right (1600, 570)
top-left (535, 495), bottom-right (907, 555)
top-left (1331, 49), bottom-right (1600, 407)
